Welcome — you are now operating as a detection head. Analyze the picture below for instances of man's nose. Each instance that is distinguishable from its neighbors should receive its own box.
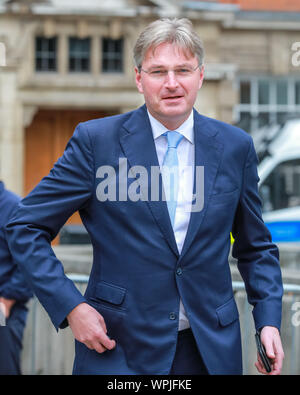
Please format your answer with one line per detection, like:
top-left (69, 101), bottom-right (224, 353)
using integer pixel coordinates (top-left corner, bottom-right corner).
top-left (164, 71), bottom-right (179, 88)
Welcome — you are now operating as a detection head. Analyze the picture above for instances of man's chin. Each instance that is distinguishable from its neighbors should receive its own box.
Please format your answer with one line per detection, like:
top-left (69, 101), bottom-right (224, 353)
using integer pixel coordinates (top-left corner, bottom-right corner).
top-left (160, 107), bottom-right (189, 120)
top-left (152, 108), bottom-right (191, 129)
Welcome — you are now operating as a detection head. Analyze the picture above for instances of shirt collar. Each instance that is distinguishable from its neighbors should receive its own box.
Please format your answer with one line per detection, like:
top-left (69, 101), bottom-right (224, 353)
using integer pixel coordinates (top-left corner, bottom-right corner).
top-left (147, 109), bottom-right (194, 145)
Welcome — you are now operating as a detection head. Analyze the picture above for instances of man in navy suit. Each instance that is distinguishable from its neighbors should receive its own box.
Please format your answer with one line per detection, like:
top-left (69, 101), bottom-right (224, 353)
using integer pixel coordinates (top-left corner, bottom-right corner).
top-left (0, 181), bottom-right (32, 374)
top-left (6, 18), bottom-right (284, 375)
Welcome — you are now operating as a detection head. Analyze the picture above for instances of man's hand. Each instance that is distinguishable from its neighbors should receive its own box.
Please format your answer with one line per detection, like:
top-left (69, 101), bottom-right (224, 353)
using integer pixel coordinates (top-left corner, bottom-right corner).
top-left (0, 297), bottom-right (16, 319)
top-left (255, 326), bottom-right (284, 375)
top-left (67, 302), bottom-right (116, 354)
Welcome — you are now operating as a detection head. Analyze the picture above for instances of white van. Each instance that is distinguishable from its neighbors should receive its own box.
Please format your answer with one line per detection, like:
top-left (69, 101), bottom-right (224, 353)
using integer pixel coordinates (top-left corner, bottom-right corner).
top-left (255, 118), bottom-right (300, 242)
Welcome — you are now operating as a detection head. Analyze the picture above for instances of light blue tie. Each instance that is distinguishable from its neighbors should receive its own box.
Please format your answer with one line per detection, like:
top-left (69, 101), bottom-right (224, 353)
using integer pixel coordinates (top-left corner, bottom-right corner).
top-left (162, 131), bottom-right (183, 227)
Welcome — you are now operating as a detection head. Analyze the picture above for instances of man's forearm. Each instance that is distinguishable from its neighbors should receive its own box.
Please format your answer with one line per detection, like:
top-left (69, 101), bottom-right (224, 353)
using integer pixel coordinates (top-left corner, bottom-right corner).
top-left (0, 297), bottom-right (16, 318)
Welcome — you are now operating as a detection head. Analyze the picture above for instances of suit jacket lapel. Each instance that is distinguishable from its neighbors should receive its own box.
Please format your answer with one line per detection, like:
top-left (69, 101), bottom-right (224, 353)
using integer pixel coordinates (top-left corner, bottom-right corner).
top-left (180, 110), bottom-right (224, 259)
top-left (119, 105), bottom-right (179, 257)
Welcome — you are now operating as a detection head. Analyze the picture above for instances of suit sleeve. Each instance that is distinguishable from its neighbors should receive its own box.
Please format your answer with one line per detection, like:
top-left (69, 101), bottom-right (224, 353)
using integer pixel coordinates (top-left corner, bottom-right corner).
top-left (5, 123), bottom-right (93, 330)
top-left (231, 137), bottom-right (283, 331)
top-left (0, 237), bottom-right (33, 303)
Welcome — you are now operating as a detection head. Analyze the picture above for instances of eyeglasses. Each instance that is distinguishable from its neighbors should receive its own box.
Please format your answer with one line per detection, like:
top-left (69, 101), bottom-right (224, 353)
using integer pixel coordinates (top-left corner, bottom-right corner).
top-left (140, 65), bottom-right (201, 79)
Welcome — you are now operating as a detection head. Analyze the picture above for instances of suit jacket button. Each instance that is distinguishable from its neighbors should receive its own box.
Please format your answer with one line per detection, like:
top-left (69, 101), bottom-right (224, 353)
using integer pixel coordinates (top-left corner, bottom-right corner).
top-left (176, 267), bottom-right (182, 275)
top-left (169, 312), bottom-right (176, 320)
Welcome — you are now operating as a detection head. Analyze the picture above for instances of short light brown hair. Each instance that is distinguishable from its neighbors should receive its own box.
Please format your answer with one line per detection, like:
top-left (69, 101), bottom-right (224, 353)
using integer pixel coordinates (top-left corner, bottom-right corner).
top-left (133, 18), bottom-right (205, 71)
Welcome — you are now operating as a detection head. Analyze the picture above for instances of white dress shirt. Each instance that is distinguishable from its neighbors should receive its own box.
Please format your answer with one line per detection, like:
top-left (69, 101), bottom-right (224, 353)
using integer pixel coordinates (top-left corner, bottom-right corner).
top-left (147, 110), bottom-right (195, 331)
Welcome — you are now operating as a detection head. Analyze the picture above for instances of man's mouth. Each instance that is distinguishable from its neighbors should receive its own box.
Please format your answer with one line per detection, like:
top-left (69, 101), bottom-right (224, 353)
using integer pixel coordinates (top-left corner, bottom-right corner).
top-left (162, 95), bottom-right (183, 100)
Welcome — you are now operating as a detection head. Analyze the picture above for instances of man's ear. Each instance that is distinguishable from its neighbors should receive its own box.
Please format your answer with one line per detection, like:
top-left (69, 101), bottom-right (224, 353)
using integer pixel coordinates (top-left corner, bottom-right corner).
top-left (198, 65), bottom-right (205, 90)
top-left (135, 67), bottom-right (144, 94)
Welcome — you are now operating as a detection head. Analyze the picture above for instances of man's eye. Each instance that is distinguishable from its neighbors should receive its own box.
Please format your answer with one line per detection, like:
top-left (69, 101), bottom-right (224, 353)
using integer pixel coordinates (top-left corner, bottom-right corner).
top-left (177, 69), bottom-right (190, 73)
top-left (151, 70), bottom-right (165, 75)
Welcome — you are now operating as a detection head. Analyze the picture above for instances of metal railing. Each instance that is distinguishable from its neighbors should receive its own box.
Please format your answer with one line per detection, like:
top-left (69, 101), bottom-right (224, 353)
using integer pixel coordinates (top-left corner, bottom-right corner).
top-left (233, 281), bottom-right (300, 294)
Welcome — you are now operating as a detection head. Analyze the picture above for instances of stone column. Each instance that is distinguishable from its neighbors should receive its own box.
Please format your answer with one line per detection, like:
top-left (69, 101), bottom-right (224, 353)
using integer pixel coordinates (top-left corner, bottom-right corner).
top-left (218, 79), bottom-right (239, 124)
top-left (269, 32), bottom-right (290, 76)
top-left (58, 33), bottom-right (68, 75)
top-left (91, 34), bottom-right (100, 77)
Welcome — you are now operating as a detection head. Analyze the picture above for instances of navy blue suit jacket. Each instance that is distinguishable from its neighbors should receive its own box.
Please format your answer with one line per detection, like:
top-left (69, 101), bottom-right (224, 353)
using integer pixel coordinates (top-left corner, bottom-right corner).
top-left (0, 182), bottom-right (32, 339)
top-left (6, 106), bottom-right (283, 374)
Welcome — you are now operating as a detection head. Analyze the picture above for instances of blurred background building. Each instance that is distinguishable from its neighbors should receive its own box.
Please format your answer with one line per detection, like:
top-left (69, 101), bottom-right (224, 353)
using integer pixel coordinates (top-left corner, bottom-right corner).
top-left (0, 0), bottom-right (299, 195)
top-left (1, 0), bottom-right (300, 375)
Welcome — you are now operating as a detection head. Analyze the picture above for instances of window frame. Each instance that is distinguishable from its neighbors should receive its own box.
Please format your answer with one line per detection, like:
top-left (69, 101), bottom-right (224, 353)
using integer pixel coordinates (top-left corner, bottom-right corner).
top-left (234, 76), bottom-right (300, 133)
top-left (35, 36), bottom-right (58, 72)
top-left (101, 37), bottom-right (124, 73)
top-left (68, 36), bottom-right (91, 73)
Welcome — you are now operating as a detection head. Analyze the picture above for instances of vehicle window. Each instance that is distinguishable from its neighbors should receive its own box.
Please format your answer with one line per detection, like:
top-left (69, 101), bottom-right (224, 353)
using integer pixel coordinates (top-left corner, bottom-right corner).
top-left (259, 159), bottom-right (300, 212)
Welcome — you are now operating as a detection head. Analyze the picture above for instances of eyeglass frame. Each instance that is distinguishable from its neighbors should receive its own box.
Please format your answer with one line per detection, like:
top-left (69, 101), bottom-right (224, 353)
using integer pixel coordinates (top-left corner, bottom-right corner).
top-left (138, 64), bottom-right (202, 78)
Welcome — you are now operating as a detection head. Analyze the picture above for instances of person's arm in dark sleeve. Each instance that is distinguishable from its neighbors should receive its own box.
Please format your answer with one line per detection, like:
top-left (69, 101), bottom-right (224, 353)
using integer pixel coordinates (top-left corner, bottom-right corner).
top-left (1, 265), bottom-right (33, 303)
top-left (232, 137), bottom-right (283, 330)
top-left (231, 137), bottom-right (284, 375)
top-left (0, 213), bottom-right (31, 318)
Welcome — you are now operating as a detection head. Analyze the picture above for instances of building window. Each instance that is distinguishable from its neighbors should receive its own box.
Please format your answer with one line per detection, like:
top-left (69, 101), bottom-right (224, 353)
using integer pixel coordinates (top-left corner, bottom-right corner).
top-left (296, 81), bottom-right (300, 105)
top-left (69, 37), bottom-right (91, 72)
top-left (35, 37), bottom-right (57, 72)
top-left (102, 38), bottom-right (123, 73)
top-left (235, 77), bottom-right (300, 133)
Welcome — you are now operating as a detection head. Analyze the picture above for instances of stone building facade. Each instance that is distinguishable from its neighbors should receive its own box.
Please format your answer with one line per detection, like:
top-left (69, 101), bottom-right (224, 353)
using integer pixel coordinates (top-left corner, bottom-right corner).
top-left (0, 0), bottom-right (300, 203)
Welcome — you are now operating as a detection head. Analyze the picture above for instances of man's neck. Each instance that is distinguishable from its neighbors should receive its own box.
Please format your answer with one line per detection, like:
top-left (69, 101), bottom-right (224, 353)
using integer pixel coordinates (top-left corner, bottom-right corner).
top-left (147, 109), bottom-right (193, 131)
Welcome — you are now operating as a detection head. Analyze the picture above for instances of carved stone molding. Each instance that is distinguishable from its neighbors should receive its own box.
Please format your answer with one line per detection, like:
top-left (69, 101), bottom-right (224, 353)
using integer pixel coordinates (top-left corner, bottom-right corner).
top-left (43, 18), bottom-right (56, 38)
top-left (5, 0), bottom-right (50, 14)
top-left (77, 20), bottom-right (89, 39)
top-left (109, 19), bottom-right (122, 40)
top-left (23, 105), bottom-right (38, 128)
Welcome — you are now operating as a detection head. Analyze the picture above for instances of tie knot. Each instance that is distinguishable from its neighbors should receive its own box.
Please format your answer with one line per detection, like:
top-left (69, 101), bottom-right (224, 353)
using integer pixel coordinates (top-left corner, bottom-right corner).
top-left (165, 131), bottom-right (183, 149)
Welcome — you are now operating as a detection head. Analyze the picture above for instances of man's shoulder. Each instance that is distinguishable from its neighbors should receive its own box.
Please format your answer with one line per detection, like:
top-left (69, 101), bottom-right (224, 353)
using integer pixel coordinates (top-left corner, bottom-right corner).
top-left (195, 112), bottom-right (251, 143)
top-left (76, 109), bottom-right (138, 138)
